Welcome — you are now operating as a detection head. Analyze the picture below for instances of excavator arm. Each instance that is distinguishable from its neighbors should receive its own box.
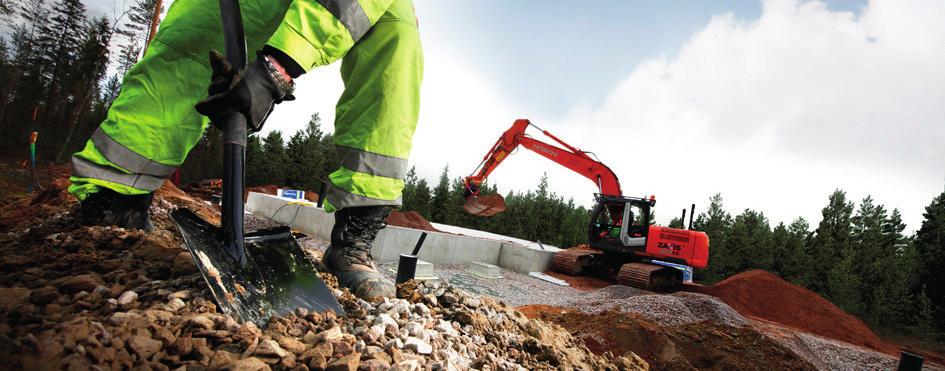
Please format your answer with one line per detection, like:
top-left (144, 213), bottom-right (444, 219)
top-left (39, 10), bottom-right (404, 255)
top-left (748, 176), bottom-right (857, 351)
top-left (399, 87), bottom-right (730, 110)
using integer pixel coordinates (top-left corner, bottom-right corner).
top-left (464, 119), bottom-right (623, 207)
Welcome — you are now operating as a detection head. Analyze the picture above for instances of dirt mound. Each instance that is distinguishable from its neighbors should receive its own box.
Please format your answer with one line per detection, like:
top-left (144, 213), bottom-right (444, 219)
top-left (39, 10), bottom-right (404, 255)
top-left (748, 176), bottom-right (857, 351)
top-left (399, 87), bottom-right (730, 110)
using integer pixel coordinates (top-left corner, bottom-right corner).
top-left (541, 270), bottom-right (612, 291)
top-left (518, 306), bottom-right (815, 371)
top-left (702, 270), bottom-right (896, 354)
top-left (386, 210), bottom-right (441, 232)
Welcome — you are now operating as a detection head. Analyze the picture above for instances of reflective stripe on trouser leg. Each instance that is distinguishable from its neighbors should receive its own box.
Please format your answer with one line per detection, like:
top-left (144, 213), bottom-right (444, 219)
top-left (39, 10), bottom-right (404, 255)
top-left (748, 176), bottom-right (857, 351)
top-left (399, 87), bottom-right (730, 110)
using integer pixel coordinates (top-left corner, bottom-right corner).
top-left (325, 0), bottom-right (422, 211)
top-left (68, 0), bottom-right (294, 200)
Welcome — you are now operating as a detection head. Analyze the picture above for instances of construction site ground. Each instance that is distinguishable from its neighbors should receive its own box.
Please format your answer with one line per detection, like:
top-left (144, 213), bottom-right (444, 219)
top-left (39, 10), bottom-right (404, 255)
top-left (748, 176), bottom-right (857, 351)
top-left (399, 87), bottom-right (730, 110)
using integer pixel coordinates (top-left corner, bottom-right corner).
top-left (0, 164), bottom-right (942, 370)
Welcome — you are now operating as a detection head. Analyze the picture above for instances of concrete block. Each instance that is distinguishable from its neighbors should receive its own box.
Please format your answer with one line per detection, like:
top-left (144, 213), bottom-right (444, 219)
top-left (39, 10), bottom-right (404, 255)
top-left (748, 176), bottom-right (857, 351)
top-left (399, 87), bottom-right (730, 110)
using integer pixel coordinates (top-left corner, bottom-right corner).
top-left (468, 262), bottom-right (502, 278)
top-left (497, 242), bottom-right (560, 274)
top-left (415, 260), bottom-right (435, 279)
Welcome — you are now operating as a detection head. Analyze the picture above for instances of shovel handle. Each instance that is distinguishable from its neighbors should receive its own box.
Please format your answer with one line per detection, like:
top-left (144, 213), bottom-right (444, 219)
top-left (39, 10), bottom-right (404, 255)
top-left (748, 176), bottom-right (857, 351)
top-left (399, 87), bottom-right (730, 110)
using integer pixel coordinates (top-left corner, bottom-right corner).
top-left (218, 0), bottom-right (249, 267)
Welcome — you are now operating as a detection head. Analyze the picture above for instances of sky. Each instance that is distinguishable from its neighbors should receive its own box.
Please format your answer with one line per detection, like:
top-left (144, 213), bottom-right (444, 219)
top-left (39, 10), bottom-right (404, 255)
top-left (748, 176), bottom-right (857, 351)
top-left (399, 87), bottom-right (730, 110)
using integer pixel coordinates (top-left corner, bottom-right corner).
top-left (80, 0), bottom-right (945, 230)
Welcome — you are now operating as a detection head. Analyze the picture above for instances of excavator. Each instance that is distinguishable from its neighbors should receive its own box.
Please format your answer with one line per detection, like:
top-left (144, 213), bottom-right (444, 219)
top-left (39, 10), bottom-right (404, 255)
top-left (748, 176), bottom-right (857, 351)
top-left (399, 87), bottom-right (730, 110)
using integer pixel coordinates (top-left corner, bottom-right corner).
top-left (463, 119), bottom-right (709, 291)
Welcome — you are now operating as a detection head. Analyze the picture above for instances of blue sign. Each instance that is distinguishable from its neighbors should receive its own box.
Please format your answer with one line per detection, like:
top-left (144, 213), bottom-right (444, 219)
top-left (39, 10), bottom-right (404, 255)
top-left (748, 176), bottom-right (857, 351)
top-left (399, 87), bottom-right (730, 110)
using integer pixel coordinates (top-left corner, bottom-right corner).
top-left (278, 189), bottom-right (305, 200)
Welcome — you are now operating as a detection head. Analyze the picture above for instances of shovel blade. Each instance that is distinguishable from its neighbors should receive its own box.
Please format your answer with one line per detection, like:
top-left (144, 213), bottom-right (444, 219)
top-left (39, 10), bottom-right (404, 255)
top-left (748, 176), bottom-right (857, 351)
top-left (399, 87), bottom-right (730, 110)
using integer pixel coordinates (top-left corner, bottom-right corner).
top-left (171, 208), bottom-right (343, 324)
top-left (463, 194), bottom-right (507, 217)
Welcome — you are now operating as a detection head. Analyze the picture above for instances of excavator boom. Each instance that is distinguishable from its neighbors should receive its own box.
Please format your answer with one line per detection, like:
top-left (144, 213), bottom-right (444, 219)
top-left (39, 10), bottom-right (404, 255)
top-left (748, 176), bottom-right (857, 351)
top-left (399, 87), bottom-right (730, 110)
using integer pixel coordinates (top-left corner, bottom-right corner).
top-left (464, 119), bottom-right (622, 205)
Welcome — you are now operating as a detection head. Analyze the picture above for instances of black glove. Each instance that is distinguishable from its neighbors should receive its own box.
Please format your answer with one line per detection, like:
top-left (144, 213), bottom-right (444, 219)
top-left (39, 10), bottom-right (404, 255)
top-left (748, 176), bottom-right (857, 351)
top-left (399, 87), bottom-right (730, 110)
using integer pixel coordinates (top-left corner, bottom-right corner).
top-left (195, 50), bottom-right (296, 132)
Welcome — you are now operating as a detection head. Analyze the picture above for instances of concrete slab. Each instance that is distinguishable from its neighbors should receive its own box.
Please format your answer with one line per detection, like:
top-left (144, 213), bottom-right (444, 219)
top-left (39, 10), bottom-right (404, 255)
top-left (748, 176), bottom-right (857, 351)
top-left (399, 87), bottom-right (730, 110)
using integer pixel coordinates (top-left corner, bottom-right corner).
top-left (468, 262), bottom-right (502, 279)
top-left (415, 260), bottom-right (435, 280)
top-left (245, 192), bottom-right (562, 275)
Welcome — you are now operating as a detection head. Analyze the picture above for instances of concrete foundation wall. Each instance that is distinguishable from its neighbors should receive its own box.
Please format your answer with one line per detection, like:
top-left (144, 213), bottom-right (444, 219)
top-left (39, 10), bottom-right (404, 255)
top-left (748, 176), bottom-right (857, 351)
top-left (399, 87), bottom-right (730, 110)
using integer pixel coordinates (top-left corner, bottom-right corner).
top-left (498, 242), bottom-right (558, 274)
top-left (245, 192), bottom-right (559, 274)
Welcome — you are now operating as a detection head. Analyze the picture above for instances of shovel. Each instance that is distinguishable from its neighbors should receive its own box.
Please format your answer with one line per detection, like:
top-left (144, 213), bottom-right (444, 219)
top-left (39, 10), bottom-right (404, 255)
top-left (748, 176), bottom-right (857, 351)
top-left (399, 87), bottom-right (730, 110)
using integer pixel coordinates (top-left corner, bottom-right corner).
top-left (171, 0), bottom-right (343, 323)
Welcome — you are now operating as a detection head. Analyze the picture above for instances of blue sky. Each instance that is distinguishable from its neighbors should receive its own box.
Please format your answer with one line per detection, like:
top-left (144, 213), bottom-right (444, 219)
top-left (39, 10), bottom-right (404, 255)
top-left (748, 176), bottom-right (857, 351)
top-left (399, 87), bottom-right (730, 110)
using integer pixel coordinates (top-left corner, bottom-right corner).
top-left (416, 1), bottom-right (865, 117)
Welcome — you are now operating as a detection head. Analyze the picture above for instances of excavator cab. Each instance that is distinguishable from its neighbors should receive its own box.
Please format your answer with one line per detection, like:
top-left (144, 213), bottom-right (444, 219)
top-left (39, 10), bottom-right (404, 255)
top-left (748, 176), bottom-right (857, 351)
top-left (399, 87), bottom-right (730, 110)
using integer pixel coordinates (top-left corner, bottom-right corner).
top-left (588, 195), bottom-right (653, 255)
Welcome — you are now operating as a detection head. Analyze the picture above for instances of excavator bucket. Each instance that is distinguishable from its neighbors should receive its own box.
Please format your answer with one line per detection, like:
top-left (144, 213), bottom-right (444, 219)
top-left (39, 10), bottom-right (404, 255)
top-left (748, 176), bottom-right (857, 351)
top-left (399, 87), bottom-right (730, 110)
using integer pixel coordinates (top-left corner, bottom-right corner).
top-left (172, 208), bottom-right (344, 324)
top-left (463, 194), bottom-right (507, 217)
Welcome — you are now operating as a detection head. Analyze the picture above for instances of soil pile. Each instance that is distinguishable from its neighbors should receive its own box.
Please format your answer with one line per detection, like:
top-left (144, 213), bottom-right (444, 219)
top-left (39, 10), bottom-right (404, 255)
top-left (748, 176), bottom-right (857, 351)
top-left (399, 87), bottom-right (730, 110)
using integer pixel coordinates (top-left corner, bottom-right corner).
top-left (541, 270), bottom-right (612, 291)
top-left (386, 210), bottom-right (441, 232)
top-left (518, 306), bottom-right (815, 371)
top-left (0, 174), bottom-right (643, 370)
top-left (702, 270), bottom-right (896, 354)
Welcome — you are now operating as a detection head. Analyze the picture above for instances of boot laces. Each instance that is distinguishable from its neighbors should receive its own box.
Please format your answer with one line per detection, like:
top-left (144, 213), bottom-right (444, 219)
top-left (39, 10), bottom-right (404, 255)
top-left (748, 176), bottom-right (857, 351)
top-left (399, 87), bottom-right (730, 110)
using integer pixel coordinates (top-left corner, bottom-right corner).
top-left (340, 213), bottom-right (388, 266)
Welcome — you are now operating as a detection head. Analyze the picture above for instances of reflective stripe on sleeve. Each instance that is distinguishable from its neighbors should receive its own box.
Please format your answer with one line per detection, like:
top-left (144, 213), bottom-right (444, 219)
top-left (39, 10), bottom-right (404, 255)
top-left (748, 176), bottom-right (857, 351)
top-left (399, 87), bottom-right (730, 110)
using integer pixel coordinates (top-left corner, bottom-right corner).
top-left (336, 145), bottom-right (408, 180)
top-left (71, 156), bottom-right (166, 191)
top-left (316, 0), bottom-right (372, 42)
top-left (91, 128), bottom-right (177, 177)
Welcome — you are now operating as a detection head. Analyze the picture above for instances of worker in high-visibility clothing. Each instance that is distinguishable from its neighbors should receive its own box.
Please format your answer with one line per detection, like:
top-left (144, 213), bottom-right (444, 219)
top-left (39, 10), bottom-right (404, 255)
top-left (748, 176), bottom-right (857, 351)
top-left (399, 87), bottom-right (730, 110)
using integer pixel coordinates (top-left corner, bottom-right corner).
top-left (68, 0), bottom-right (423, 301)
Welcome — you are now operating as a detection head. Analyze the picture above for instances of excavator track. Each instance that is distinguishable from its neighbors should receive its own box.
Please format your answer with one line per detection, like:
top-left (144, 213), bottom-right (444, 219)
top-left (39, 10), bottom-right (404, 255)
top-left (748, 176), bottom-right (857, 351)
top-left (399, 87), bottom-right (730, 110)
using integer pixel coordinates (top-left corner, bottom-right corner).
top-left (617, 262), bottom-right (680, 291)
top-left (550, 250), bottom-right (599, 275)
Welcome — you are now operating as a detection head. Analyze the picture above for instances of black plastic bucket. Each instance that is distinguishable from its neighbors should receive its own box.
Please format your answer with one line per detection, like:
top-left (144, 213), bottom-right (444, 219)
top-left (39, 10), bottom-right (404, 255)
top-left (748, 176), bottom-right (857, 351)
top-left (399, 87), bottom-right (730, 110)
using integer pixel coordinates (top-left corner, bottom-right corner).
top-left (898, 351), bottom-right (924, 371)
top-left (395, 232), bottom-right (428, 284)
top-left (396, 254), bottom-right (419, 284)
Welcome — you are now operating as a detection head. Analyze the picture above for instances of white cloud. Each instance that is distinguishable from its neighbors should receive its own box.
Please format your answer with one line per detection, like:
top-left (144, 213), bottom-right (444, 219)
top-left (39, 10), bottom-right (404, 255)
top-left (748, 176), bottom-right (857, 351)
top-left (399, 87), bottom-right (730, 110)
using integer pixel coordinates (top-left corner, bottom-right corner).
top-left (541, 0), bottom-right (945, 229)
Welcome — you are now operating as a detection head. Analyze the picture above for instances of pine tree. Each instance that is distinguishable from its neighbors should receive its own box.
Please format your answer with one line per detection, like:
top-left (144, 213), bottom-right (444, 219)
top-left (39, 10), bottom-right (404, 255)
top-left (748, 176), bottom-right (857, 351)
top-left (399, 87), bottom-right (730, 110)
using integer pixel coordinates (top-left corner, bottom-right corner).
top-left (430, 166), bottom-right (452, 223)
top-left (413, 178), bottom-right (433, 219)
top-left (692, 194), bottom-right (733, 282)
top-left (810, 189), bottom-right (854, 295)
top-left (728, 209), bottom-right (772, 272)
top-left (782, 217), bottom-right (811, 285)
top-left (245, 134), bottom-right (265, 186)
top-left (116, 0), bottom-right (162, 67)
top-left (35, 0), bottom-right (86, 99)
top-left (667, 216), bottom-right (684, 229)
top-left (915, 191), bottom-right (945, 333)
top-left (55, 16), bottom-right (114, 162)
top-left (850, 196), bottom-right (888, 319)
top-left (258, 131), bottom-right (289, 185)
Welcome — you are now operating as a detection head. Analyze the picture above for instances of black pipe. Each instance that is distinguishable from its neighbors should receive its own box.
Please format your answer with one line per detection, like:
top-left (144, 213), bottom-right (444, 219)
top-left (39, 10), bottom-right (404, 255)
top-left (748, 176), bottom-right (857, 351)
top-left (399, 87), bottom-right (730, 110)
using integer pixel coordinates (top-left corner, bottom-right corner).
top-left (411, 232), bottom-right (428, 255)
top-left (689, 203), bottom-right (695, 230)
top-left (317, 180), bottom-right (327, 208)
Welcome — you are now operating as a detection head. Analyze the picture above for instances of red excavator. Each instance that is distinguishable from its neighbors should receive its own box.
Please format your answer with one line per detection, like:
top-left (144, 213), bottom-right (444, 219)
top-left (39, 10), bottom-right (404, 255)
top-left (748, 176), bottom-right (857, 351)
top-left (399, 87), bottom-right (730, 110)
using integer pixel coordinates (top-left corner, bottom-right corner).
top-left (463, 119), bottom-right (709, 291)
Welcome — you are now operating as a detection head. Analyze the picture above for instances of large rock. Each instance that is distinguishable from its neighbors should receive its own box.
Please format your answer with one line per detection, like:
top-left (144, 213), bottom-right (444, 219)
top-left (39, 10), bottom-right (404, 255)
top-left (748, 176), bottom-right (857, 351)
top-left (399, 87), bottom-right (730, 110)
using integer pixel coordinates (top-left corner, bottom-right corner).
top-left (28, 286), bottom-right (60, 306)
top-left (403, 337), bottom-right (432, 355)
top-left (127, 335), bottom-right (162, 359)
top-left (327, 352), bottom-right (361, 371)
top-left (59, 274), bottom-right (104, 294)
top-left (232, 357), bottom-right (271, 371)
top-left (0, 287), bottom-right (31, 310)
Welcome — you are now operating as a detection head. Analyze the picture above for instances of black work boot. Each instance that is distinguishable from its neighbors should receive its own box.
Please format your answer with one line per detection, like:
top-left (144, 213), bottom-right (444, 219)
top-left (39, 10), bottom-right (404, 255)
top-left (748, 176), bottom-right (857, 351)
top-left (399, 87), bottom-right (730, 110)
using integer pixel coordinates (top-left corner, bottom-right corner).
top-left (323, 206), bottom-right (395, 301)
top-left (77, 188), bottom-right (155, 232)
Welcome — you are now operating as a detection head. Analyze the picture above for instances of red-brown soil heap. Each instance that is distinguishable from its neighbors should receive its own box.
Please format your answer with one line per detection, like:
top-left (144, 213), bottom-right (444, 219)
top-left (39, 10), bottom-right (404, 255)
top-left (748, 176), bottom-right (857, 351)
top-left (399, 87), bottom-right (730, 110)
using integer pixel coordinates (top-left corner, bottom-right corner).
top-left (541, 270), bottom-right (612, 291)
top-left (701, 270), bottom-right (896, 354)
top-left (517, 305), bottom-right (815, 371)
top-left (386, 210), bottom-right (440, 232)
